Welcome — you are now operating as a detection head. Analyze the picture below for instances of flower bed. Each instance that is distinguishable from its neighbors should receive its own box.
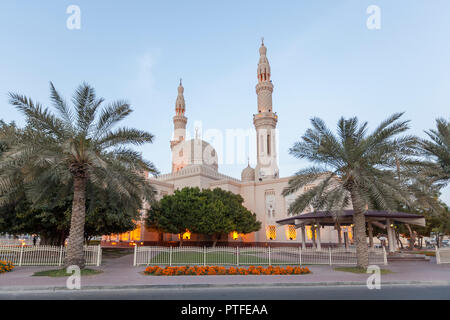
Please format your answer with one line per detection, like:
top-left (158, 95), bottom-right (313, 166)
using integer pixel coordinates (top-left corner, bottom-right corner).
top-left (0, 260), bottom-right (14, 274)
top-left (143, 265), bottom-right (310, 276)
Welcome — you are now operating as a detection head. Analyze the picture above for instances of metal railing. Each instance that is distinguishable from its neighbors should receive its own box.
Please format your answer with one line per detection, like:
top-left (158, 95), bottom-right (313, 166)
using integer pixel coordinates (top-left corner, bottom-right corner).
top-left (133, 246), bottom-right (387, 267)
top-left (0, 245), bottom-right (102, 266)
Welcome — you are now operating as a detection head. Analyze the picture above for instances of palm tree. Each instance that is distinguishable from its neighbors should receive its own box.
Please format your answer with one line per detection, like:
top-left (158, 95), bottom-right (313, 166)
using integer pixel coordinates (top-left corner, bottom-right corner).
top-left (418, 118), bottom-right (449, 189)
top-left (282, 113), bottom-right (415, 269)
top-left (0, 82), bottom-right (158, 267)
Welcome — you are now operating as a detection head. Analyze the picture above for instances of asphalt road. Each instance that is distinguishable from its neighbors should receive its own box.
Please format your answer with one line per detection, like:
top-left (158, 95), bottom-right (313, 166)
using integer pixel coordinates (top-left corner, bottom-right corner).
top-left (1, 284), bottom-right (450, 300)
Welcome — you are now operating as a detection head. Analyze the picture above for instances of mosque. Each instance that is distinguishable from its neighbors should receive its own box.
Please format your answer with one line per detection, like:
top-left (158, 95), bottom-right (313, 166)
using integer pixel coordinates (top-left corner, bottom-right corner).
top-left (103, 41), bottom-right (347, 246)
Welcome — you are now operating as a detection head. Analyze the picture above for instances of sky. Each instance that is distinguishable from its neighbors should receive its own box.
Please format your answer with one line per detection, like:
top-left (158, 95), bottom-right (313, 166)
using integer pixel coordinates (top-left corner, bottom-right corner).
top-left (0, 1), bottom-right (449, 204)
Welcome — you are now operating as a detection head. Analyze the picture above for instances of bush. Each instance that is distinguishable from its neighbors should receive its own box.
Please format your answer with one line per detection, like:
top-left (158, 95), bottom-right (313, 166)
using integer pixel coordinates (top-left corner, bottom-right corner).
top-left (0, 260), bottom-right (14, 274)
top-left (143, 265), bottom-right (311, 276)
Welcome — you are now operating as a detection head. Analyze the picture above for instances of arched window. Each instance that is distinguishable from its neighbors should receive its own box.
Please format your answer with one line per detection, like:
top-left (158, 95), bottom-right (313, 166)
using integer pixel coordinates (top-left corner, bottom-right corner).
top-left (286, 225), bottom-right (297, 240)
top-left (266, 225), bottom-right (276, 240)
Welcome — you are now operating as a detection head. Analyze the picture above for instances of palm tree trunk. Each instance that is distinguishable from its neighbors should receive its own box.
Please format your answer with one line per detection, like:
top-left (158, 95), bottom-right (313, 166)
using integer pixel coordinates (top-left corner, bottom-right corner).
top-left (65, 176), bottom-right (87, 268)
top-left (351, 189), bottom-right (369, 269)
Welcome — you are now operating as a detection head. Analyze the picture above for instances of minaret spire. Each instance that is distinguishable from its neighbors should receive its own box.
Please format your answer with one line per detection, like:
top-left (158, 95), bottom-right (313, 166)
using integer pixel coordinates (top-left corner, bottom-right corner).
top-left (253, 39), bottom-right (279, 180)
top-left (256, 39), bottom-right (273, 112)
top-left (175, 79), bottom-right (186, 116)
top-left (171, 80), bottom-right (188, 172)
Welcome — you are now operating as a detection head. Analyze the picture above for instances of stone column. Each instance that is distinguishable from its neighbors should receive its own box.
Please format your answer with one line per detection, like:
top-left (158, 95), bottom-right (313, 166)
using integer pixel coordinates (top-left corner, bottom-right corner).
top-left (368, 221), bottom-right (374, 248)
top-left (336, 224), bottom-right (342, 247)
top-left (301, 225), bottom-right (306, 249)
top-left (316, 224), bottom-right (322, 251)
top-left (311, 225), bottom-right (317, 248)
top-left (386, 219), bottom-right (395, 253)
top-left (344, 230), bottom-right (349, 249)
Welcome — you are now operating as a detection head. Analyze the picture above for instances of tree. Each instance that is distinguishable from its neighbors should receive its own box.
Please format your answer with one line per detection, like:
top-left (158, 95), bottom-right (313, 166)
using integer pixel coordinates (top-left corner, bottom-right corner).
top-left (0, 82), bottom-right (158, 267)
top-left (197, 188), bottom-right (261, 246)
top-left (146, 187), bottom-right (261, 246)
top-left (0, 182), bottom-right (143, 245)
top-left (146, 187), bottom-right (204, 246)
top-left (83, 183), bottom-right (142, 241)
top-left (396, 118), bottom-right (450, 248)
top-left (282, 114), bottom-right (416, 269)
top-left (417, 118), bottom-right (450, 189)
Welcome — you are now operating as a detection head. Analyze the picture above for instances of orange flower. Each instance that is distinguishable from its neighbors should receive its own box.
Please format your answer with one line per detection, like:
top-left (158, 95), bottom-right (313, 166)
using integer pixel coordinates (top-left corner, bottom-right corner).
top-left (228, 267), bottom-right (237, 275)
top-left (142, 265), bottom-right (311, 276)
top-left (0, 261), bottom-right (14, 274)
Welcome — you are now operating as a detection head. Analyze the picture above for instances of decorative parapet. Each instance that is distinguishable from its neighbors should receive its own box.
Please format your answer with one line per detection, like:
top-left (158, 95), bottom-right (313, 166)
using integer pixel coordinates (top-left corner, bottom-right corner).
top-left (155, 164), bottom-right (241, 183)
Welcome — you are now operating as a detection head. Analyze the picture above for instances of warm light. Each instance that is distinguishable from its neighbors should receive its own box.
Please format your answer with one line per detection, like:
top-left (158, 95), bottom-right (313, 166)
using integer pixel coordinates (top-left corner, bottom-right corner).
top-left (182, 230), bottom-right (191, 240)
top-left (130, 224), bottom-right (141, 241)
top-left (286, 225), bottom-right (297, 240)
top-left (266, 225), bottom-right (276, 240)
top-left (306, 226), bottom-right (316, 240)
top-left (111, 242), bottom-right (117, 245)
top-left (232, 231), bottom-right (239, 240)
top-left (390, 224), bottom-right (394, 228)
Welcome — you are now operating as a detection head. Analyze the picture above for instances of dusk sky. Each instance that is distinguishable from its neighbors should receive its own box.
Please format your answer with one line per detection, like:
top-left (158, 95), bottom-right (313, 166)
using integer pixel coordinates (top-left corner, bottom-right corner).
top-left (1, 1), bottom-right (449, 204)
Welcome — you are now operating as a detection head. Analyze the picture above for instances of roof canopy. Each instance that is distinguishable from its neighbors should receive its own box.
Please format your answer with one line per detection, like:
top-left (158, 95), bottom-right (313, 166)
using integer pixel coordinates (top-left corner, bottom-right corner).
top-left (276, 210), bottom-right (425, 227)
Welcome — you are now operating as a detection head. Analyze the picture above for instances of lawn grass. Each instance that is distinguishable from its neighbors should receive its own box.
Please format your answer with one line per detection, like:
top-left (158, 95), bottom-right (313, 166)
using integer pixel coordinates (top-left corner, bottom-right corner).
top-left (148, 251), bottom-right (288, 265)
top-left (33, 268), bottom-right (103, 277)
top-left (334, 266), bottom-right (393, 274)
top-left (401, 250), bottom-right (436, 257)
top-left (102, 248), bottom-right (133, 259)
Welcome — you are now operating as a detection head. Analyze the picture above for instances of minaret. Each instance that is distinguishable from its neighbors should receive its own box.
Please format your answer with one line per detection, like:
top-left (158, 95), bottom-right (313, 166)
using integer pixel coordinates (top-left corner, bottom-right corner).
top-left (171, 79), bottom-right (188, 172)
top-left (253, 39), bottom-right (279, 180)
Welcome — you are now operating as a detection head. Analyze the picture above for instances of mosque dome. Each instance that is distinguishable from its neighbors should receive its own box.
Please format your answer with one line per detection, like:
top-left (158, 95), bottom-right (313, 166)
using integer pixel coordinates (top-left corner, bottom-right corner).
top-left (172, 138), bottom-right (218, 172)
top-left (241, 164), bottom-right (255, 182)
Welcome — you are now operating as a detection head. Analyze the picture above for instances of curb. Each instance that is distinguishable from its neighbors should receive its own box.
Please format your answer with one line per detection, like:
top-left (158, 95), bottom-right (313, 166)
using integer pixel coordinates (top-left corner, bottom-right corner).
top-left (2, 280), bottom-right (450, 293)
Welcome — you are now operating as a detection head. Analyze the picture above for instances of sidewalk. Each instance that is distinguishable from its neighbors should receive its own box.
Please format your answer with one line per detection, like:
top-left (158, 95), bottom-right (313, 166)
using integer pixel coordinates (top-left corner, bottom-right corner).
top-left (1, 254), bottom-right (450, 291)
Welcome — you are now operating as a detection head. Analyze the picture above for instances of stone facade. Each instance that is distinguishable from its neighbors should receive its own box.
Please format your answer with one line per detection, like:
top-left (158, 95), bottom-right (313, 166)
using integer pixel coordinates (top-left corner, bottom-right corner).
top-left (107, 41), bottom-right (342, 245)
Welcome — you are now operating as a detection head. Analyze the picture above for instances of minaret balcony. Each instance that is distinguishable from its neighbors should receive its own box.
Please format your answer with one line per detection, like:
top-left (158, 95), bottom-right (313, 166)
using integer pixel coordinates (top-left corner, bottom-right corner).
top-left (253, 112), bottom-right (278, 127)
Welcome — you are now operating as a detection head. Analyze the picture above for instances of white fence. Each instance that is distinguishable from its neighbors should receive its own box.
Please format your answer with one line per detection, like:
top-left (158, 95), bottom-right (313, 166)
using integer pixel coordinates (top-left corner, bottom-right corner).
top-left (436, 247), bottom-right (450, 264)
top-left (133, 246), bottom-right (387, 267)
top-left (0, 245), bottom-right (102, 266)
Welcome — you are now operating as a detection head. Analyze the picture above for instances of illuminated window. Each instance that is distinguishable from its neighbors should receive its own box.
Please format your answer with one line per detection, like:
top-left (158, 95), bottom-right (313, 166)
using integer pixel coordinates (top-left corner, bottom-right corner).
top-left (286, 225), bottom-right (297, 240)
top-left (232, 231), bottom-right (239, 240)
top-left (266, 225), bottom-right (276, 240)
